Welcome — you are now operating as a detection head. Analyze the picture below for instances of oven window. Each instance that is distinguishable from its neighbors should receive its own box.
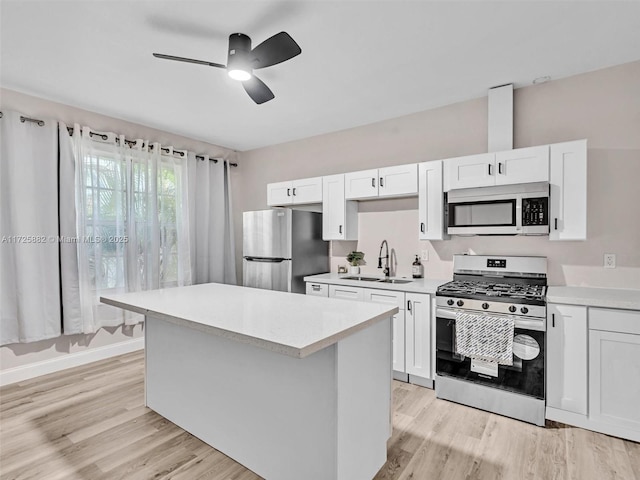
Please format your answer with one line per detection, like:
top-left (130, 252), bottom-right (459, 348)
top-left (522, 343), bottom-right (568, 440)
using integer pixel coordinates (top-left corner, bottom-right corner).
top-left (449, 199), bottom-right (516, 227)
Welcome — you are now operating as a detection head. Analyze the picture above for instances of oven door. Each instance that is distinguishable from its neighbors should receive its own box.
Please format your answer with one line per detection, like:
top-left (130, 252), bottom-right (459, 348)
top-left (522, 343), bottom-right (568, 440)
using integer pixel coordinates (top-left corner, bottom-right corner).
top-left (435, 307), bottom-right (545, 399)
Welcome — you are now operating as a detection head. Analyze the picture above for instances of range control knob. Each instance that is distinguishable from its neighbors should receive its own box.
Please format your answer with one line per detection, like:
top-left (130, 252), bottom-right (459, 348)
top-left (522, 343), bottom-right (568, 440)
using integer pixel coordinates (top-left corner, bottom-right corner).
top-left (447, 299), bottom-right (454, 306)
top-left (456, 300), bottom-right (464, 307)
top-left (508, 305), bottom-right (517, 313)
top-left (520, 307), bottom-right (529, 314)
top-left (482, 303), bottom-right (489, 310)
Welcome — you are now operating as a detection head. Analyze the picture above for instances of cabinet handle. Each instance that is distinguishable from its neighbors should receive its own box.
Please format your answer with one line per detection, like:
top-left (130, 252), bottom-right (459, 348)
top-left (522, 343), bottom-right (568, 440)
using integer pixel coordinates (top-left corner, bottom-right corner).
top-left (292, 187), bottom-right (296, 196)
top-left (554, 218), bottom-right (558, 230)
top-left (407, 300), bottom-right (412, 312)
top-left (488, 164), bottom-right (493, 175)
top-left (312, 284), bottom-right (321, 291)
top-left (498, 162), bottom-right (503, 174)
top-left (339, 225), bottom-right (343, 234)
top-left (552, 313), bottom-right (555, 328)
top-left (287, 188), bottom-right (291, 196)
top-left (371, 178), bottom-right (376, 188)
top-left (380, 177), bottom-right (384, 187)
top-left (420, 222), bottom-right (425, 233)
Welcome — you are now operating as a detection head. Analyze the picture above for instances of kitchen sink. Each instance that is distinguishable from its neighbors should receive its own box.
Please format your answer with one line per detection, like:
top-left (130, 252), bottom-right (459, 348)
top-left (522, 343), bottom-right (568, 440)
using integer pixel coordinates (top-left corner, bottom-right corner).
top-left (377, 279), bottom-right (413, 284)
top-left (341, 276), bottom-right (382, 281)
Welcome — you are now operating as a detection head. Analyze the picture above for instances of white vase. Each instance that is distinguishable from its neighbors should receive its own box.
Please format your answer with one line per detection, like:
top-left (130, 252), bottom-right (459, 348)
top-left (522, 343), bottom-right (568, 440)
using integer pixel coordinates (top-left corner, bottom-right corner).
top-left (349, 266), bottom-right (360, 274)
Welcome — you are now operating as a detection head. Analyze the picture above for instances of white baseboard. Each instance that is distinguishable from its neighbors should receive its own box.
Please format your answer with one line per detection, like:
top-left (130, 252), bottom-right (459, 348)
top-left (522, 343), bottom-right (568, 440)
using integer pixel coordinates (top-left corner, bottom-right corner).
top-left (0, 337), bottom-right (144, 387)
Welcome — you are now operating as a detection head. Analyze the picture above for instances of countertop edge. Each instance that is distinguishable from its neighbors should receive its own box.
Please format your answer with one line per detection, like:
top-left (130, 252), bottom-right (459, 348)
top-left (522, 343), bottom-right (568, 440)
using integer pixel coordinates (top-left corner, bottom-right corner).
top-left (546, 287), bottom-right (640, 311)
top-left (303, 274), bottom-right (448, 294)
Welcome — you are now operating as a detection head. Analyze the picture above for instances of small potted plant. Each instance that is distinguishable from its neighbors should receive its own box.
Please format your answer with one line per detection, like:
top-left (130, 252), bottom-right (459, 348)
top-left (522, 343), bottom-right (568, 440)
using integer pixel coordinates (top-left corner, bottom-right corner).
top-left (346, 251), bottom-right (365, 274)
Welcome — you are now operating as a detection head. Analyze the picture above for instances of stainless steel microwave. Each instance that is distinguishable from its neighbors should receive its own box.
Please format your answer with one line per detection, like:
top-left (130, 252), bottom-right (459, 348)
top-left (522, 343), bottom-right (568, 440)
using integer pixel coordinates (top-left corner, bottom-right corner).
top-left (446, 182), bottom-right (549, 236)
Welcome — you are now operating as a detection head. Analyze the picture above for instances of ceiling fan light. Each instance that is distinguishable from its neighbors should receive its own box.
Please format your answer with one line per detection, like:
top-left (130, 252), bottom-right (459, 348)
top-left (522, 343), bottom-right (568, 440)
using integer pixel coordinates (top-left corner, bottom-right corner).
top-left (228, 69), bottom-right (252, 81)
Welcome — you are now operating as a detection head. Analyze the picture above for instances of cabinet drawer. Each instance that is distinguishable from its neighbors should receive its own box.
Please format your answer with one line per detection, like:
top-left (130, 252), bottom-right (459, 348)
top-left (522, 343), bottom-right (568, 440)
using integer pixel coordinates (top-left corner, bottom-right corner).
top-left (363, 289), bottom-right (406, 310)
top-left (306, 282), bottom-right (329, 297)
top-left (590, 308), bottom-right (640, 335)
top-left (329, 285), bottom-right (364, 301)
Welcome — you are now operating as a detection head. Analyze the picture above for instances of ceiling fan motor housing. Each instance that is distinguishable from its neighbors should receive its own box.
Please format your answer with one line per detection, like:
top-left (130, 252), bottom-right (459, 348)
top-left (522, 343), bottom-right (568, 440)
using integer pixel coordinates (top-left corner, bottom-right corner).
top-left (227, 33), bottom-right (252, 72)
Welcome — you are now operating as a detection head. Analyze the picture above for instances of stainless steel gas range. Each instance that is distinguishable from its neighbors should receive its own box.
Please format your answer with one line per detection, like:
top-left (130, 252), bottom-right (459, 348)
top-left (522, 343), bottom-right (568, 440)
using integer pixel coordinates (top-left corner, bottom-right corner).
top-left (435, 254), bottom-right (547, 426)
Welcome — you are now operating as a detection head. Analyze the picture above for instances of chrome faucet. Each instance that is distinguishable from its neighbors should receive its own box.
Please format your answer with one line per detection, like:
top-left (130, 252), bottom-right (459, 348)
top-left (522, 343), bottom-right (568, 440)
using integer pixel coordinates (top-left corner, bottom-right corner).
top-left (378, 240), bottom-right (390, 279)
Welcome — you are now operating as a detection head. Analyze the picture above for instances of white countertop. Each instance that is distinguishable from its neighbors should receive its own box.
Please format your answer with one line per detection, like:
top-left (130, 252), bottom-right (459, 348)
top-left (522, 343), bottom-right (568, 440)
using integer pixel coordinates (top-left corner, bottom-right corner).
top-left (304, 273), bottom-right (449, 294)
top-left (101, 283), bottom-right (398, 359)
top-left (547, 286), bottom-right (640, 310)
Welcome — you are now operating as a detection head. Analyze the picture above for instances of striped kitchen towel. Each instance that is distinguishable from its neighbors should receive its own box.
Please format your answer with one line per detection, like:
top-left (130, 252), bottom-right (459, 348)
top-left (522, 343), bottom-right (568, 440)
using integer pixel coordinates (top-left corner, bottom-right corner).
top-left (455, 312), bottom-right (515, 366)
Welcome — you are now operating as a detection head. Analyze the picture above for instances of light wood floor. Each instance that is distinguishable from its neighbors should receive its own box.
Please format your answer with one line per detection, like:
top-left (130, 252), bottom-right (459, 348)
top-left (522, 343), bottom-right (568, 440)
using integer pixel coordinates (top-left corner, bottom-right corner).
top-left (1, 350), bottom-right (638, 480)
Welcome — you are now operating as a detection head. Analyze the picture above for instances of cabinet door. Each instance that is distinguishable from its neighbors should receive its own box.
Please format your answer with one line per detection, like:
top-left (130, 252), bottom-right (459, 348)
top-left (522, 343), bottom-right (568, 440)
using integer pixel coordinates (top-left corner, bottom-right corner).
top-left (378, 164), bottom-right (418, 198)
top-left (292, 177), bottom-right (322, 204)
top-left (306, 282), bottom-right (329, 297)
top-left (328, 285), bottom-right (364, 301)
top-left (345, 169), bottom-right (379, 199)
top-left (322, 174), bottom-right (358, 240)
top-left (444, 153), bottom-right (495, 191)
top-left (267, 181), bottom-right (293, 206)
top-left (405, 293), bottom-right (431, 379)
top-left (589, 330), bottom-right (640, 431)
top-left (546, 304), bottom-right (587, 415)
top-left (549, 140), bottom-right (587, 241)
top-left (495, 145), bottom-right (549, 185)
top-left (418, 160), bottom-right (447, 240)
top-left (363, 289), bottom-right (406, 374)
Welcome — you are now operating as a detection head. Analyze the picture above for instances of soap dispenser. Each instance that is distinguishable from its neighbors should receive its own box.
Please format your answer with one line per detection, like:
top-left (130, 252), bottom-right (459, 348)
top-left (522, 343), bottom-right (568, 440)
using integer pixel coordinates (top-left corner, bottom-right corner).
top-left (412, 255), bottom-right (424, 279)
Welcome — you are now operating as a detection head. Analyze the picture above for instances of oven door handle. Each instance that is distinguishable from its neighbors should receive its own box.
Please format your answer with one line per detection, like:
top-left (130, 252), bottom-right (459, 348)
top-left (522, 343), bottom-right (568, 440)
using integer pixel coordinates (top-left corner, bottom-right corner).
top-left (436, 308), bottom-right (457, 320)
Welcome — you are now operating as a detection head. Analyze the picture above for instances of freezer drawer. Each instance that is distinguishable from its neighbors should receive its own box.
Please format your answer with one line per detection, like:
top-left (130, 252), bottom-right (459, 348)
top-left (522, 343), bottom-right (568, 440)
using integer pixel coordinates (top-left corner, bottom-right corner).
top-left (243, 258), bottom-right (292, 292)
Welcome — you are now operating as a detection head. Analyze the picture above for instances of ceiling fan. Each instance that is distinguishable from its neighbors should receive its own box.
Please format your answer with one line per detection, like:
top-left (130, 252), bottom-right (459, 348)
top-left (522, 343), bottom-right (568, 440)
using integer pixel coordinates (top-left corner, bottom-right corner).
top-left (153, 31), bottom-right (301, 104)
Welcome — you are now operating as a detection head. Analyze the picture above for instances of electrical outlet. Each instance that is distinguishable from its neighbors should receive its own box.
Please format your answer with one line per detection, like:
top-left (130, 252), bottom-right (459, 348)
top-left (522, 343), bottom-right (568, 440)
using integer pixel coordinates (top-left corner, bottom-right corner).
top-left (604, 253), bottom-right (616, 269)
top-left (421, 249), bottom-right (429, 261)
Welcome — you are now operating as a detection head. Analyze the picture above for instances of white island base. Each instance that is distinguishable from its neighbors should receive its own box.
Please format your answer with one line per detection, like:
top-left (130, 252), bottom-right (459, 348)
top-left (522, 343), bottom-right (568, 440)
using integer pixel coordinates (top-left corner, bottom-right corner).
top-left (146, 315), bottom-right (391, 480)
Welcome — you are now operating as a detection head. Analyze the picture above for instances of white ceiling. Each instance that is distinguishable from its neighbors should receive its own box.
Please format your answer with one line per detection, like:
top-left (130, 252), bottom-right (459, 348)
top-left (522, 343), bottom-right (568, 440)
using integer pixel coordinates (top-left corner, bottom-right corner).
top-left (2, 1), bottom-right (639, 151)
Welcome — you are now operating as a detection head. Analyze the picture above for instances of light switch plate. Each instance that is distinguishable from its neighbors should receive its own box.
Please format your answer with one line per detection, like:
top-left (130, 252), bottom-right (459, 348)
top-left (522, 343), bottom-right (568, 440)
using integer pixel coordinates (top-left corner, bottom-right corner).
top-left (604, 253), bottom-right (616, 269)
top-left (421, 250), bottom-right (429, 261)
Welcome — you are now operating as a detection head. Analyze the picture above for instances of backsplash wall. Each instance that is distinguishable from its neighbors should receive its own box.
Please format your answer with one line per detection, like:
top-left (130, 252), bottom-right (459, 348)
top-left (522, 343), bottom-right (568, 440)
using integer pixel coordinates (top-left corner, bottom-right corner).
top-left (237, 61), bottom-right (640, 289)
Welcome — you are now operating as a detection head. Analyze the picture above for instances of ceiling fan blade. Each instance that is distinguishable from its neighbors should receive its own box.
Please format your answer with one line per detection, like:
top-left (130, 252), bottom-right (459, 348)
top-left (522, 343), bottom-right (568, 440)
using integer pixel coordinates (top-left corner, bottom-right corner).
top-left (153, 53), bottom-right (225, 69)
top-left (242, 75), bottom-right (275, 104)
top-left (250, 32), bottom-right (301, 69)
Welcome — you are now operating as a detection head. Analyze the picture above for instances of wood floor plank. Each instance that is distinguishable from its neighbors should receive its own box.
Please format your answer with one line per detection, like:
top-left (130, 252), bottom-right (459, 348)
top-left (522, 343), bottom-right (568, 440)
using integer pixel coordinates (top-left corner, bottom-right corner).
top-left (1, 350), bottom-right (639, 480)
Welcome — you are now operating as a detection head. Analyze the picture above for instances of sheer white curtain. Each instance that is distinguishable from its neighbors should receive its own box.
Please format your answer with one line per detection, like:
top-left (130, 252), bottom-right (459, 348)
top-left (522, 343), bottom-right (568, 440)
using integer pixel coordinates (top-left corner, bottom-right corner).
top-left (0, 111), bottom-right (61, 345)
top-left (59, 125), bottom-right (192, 334)
top-left (187, 153), bottom-right (237, 285)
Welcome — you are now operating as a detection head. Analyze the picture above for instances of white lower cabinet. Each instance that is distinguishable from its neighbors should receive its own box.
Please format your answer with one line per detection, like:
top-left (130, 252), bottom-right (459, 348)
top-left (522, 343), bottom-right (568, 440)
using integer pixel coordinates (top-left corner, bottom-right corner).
top-left (588, 308), bottom-right (640, 440)
top-left (405, 293), bottom-right (431, 382)
top-left (364, 289), bottom-right (406, 376)
top-left (546, 304), bottom-right (588, 416)
top-left (328, 285), bottom-right (364, 301)
top-left (546, 304), bottom-right (640, 443)
top-left (310, 281), bottom-right (433, 387)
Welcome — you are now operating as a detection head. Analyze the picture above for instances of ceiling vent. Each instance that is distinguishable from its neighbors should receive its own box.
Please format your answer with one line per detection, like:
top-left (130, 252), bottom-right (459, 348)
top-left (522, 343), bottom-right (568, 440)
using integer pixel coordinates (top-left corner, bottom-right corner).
top-left (488, 84), bottom-right (513, 152)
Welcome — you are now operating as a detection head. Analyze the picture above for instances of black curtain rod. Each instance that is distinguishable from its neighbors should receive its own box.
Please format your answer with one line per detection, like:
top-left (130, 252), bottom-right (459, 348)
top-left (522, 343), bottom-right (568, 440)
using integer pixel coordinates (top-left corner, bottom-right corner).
top-left (0, 112), bottom-right (237, 167)
top-left (64, 125), bottom-right (238, 167)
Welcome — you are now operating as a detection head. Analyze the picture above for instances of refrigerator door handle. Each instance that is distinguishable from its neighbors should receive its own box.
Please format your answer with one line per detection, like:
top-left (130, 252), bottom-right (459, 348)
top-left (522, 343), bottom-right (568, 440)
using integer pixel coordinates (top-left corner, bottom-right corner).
top-left (244, 256), bottom-right (287, 263)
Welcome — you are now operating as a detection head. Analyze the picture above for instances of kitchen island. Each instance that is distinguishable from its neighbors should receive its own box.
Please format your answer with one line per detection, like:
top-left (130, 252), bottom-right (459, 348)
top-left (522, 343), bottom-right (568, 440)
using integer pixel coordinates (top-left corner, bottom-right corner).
top-left (101, 283), bottom-right (398, 480)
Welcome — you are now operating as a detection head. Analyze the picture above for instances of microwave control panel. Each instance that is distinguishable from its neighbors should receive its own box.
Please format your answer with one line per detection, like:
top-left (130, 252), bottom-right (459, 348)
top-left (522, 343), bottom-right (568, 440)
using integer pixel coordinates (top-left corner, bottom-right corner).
top-left (522, 197), bottom-right (548, 226)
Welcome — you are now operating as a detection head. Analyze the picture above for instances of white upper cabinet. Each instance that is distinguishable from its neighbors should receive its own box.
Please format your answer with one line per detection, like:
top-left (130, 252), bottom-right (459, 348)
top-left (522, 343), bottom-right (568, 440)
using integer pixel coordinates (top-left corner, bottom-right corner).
top-left (267, 176), bottom-right (323, 206)
top-left (495, 145), bottom-right (549, 185)
top-left (344, 168), bottom-right (379, 199)
top-left (418, 160), bottom-right (448, 240)
top-left (345, 164), bottom-right (417, 200)
top-left (549, 139), bottom-right (587, 241)
top-left (445, 146), bottom-right (550, 191)
top-left (444, 153), bottom-right (495, 191)
top-left (322, 174), bottom-right (358, 241)
top-left (546, 303), bottom-right (588, 416)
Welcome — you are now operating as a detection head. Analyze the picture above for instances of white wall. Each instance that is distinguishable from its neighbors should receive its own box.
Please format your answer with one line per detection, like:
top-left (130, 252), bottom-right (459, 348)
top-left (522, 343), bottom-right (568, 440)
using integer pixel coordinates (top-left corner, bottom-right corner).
top-left (236, 61), bottom-right (640, 289)
top-left (0, 88), bottom-right (238, 371)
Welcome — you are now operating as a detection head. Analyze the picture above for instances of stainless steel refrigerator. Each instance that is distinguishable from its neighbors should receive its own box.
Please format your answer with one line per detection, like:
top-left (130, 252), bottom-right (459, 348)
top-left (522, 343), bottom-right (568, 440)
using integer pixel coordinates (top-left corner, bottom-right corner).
top-left (243, 209), bottom-right (329, 293)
